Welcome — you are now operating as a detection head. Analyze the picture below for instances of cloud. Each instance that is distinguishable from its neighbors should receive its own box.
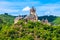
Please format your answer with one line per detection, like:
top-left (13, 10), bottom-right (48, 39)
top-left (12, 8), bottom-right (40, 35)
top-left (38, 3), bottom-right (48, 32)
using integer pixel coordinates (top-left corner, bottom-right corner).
top-left (0, 0), bottom-right (60, 16)
top-left (0, 1), bottom-right (39, 14)
top-left (36, 3), bottom-right (60, 16)
top-left (22, 6), bottom-right (30, 11)
top-left (0, 8), bottom-right (19, 13)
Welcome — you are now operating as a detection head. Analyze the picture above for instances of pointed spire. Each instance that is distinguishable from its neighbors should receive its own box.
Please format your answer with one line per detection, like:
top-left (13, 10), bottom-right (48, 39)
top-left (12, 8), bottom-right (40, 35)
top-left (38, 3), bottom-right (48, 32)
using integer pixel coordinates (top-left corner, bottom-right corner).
top-left (45, 18), bottom-right (48, 24)
top-left (42, 19), bottom-right (44, 22)
top-left (30, 6), bottom-right (36, 12)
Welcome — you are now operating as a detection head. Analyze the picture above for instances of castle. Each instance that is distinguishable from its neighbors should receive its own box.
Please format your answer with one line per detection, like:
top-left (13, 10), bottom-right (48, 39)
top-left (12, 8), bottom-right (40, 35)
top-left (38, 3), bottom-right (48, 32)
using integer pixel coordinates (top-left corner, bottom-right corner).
top-left (14, 7), bottom-right (38, 24)
top-left (14, 7), bottom-right (50, 25)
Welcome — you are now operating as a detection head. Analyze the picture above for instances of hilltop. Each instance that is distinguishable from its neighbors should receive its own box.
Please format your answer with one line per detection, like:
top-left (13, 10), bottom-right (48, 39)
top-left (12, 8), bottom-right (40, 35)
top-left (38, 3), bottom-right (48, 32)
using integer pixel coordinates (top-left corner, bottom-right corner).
top-left (0, 13), bottom-right (60, 40)
top-left (0, 19), bottom-right (60, 40)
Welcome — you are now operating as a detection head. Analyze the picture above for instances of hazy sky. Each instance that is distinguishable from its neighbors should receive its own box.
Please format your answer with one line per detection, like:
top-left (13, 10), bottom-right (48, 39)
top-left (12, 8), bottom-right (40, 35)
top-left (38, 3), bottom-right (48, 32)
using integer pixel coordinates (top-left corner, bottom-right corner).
top-left (0, 0), bottom-right (60, 16)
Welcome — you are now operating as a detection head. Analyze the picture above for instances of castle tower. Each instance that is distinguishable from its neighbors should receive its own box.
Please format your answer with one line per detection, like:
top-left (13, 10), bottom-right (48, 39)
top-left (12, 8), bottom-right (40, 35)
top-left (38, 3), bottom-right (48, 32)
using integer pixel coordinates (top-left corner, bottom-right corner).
top-left (30, 7), bottom-right (36, 15)
top-left (24, 7), bottom-right (38, 22)
top-left (45, 18), bottom-right (48, 24)
top-left (30, 7), bottom-right (38, 21)
top-left (41, 19), bottom-right (45, 23)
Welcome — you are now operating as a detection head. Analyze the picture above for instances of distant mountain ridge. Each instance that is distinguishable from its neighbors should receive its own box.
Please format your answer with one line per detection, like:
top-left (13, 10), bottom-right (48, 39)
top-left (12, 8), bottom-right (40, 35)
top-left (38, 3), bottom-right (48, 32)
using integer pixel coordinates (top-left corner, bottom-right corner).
top-left (0, 13), bottom-right (60, 24)
top-left (38, 15), bottom-right (57, 22)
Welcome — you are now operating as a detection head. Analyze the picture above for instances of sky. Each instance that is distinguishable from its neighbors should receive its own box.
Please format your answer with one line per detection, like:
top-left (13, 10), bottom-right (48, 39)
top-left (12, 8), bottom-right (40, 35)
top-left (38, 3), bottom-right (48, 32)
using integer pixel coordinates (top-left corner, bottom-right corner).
top-left (0, 0), bottom-right (60, 16)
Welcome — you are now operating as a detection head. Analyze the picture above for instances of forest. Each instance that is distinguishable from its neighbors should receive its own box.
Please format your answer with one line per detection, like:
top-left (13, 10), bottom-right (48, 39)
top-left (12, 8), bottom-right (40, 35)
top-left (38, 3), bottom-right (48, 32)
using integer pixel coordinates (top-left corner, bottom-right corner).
top-left (0, 13), bottom-right (60, 40)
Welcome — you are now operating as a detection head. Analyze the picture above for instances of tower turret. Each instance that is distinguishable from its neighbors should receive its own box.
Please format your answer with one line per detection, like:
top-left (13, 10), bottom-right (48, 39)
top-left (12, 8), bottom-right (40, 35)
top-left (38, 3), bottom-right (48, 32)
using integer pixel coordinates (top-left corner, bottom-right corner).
top-left (45, 18), bottom-right (48, 24)
top-left (30, 7), bottom-right (36, 15)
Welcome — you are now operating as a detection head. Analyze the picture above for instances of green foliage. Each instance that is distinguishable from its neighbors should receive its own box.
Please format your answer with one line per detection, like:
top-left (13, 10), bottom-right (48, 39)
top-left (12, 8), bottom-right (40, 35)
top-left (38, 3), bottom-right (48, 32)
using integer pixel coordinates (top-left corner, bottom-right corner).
top-left (53, 17), bottom-right (60, 25)
top-left (0, 14), bottom-right (60, 40)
